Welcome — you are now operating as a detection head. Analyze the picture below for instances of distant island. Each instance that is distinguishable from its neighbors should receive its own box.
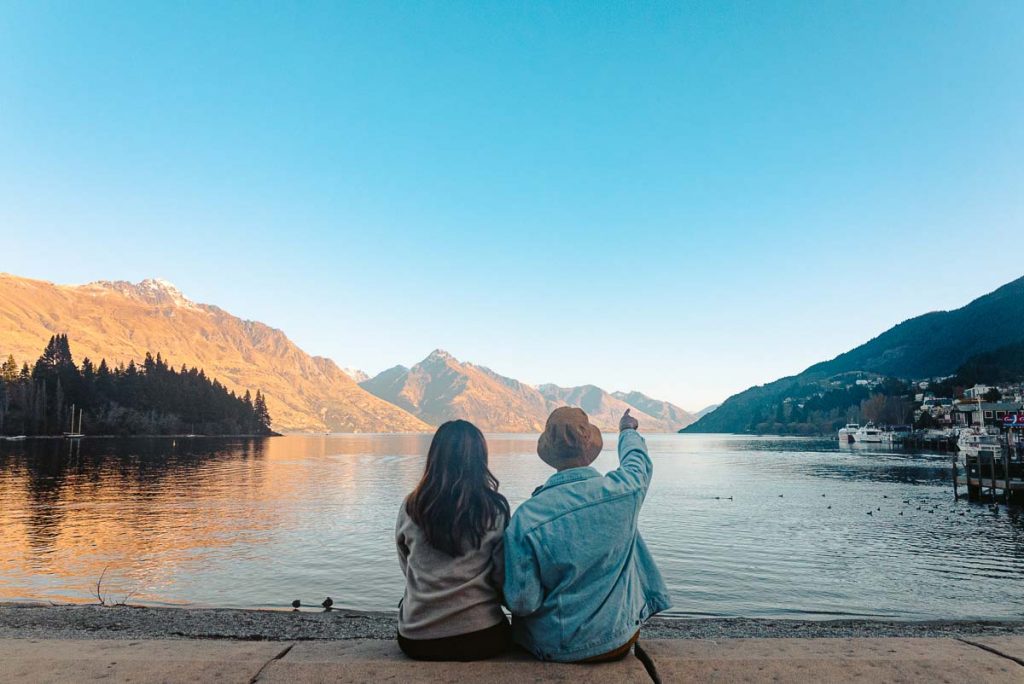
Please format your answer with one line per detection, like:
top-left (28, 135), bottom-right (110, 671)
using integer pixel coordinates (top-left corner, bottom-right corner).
top-left (0, 334), bottom-right (274, 437)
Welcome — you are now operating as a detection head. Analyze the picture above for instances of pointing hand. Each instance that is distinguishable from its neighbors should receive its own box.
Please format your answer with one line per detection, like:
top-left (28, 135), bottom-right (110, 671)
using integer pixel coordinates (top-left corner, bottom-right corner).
top-left (619, 408), bottom-right (639, 433)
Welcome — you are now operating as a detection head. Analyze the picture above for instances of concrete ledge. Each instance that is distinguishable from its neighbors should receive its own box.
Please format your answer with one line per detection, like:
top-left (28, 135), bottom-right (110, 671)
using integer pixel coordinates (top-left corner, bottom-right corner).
top-left (258, 640), bottom-right (652, 683)
top-left (962, 636), bottom-right (1024, 666)
top-left (3, 636), bottom-right (1024, 683)
top-left (639, 637), bottom-right (1023, 683)
top-left (0, 638), bottom-right (288, 684)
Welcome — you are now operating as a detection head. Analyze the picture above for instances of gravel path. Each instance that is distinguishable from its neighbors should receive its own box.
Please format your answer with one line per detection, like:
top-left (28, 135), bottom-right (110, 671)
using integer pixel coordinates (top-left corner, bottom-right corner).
top-left (2, 604), bottom-right (1021, 641)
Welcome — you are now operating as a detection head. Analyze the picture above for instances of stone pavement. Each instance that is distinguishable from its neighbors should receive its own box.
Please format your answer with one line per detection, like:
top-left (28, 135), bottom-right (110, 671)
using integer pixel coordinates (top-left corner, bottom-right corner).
top-left (638, 637), bottom-right (1024, 683)
top-left (1, 636), bottom-right (1023, 683)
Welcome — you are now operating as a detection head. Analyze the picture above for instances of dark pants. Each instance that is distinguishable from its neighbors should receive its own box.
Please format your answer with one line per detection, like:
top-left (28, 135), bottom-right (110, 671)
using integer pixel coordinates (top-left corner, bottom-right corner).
top-left (579, 630), bottom-right (640, 663)
top-left (397, 619), bottom-right (511, 662)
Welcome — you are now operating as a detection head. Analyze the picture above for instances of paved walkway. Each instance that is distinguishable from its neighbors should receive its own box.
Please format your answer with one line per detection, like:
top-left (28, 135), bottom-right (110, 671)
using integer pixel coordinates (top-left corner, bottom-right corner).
top-left (2, 636), bottom-right (1023, 683)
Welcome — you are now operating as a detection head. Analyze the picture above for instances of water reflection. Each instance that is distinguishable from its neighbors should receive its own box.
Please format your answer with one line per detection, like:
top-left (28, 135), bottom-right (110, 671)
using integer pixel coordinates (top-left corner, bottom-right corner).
top-left (1, 434), bottom-right (1021, 619)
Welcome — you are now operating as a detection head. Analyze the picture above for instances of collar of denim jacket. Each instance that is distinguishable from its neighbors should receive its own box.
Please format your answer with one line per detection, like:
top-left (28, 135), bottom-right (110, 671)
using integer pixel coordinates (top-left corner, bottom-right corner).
top-left (531, 466), bottom-right (601, 496)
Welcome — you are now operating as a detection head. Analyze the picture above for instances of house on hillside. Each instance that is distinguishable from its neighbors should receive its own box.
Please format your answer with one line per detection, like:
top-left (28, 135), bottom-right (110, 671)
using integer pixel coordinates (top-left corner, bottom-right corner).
top-left (953, 401), bottom-right (1024, 427)
top-left (964, 384), bottom-right (992, 400)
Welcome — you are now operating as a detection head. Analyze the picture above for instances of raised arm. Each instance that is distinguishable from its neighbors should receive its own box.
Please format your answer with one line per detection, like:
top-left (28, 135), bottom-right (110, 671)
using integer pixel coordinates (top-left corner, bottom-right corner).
top-left (609, 409), bottom-right (653, 494)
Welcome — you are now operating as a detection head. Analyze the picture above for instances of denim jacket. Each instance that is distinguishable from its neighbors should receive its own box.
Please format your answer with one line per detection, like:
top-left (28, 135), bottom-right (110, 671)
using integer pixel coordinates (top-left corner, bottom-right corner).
top-left (503, 429), bottom-right (671, 662)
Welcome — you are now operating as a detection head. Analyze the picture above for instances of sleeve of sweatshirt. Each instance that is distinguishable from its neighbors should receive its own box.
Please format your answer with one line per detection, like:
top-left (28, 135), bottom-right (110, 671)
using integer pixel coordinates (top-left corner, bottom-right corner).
top-left (502, 525), bottom-right (543, 616)
top-left (395, 506), bottom-right (410, 576)
top-left (608, 428), bottom-right (653, 496)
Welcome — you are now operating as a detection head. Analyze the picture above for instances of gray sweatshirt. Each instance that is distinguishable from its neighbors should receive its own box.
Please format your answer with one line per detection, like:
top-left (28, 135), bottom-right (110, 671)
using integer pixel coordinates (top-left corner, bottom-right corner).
top-left (395, 503), bottom-right (506, 639)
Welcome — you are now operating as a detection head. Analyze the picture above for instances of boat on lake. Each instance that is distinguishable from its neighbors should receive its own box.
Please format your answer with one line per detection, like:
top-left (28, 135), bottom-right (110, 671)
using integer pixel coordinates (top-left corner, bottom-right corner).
top-left (63, 404), bottom-right (85, 439)
top-left (957, 427), bottom-right (1004, 459)
top-left (838, 423), bottom-right (859, 443)
top-left (881, 425), bottom-right (912, 445)
top-left (853, 423), bottom-right (883, 443)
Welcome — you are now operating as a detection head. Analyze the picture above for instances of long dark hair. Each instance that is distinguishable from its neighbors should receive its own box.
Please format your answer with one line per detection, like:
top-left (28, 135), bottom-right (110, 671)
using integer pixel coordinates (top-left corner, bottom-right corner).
top-left (406, 420), bottom-right (510, 557)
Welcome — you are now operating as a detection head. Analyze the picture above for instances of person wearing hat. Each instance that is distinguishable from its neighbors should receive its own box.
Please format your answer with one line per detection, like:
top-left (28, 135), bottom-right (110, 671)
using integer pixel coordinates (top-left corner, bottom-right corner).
top-left (503, 407), bottom-right (671, 663)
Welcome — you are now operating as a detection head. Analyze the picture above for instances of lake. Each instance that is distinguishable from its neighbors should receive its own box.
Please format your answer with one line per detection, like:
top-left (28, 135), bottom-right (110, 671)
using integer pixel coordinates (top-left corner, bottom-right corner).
top-left (1, 434), bottom-right (1021, 620)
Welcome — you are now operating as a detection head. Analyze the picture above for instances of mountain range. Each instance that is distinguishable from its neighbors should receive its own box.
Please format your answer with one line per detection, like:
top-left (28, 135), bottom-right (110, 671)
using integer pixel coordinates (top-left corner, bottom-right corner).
top-left (0, 274), bottom-right (429, 433)
top-left (0, 273), bottom-right (695, 433)
top-left (359, 351), bottom-right (694, 433)
top-left (686, 275), bottom-right (1024, 433)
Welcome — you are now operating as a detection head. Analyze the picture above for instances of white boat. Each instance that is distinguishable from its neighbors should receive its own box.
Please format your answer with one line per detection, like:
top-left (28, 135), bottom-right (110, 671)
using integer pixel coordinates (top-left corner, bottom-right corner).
top-left (838, 423), bottom-right (859, 444)
top-left (956, 397), bottom-right (1004, 458)
top-left (853, 423), bottom-right (883, 443)
top-left (63, 404), bottom-right (84, 439)
top-left (957, 428), bottom-right (1004, 458)
top-left (881, 426), bottom-right (911, 445)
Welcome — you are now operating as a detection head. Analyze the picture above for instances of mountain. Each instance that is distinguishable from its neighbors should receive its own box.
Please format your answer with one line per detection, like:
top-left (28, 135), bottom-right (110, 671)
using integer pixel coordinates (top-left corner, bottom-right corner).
top-left (341, 367), bottom-right (369, 383)
top-left (937, 339), bottom-right (1024, 389)
top-left (0, 274), bottom-right (430, 433)
top-left (694, 404), bottom-right (720, 419)
top-left (685, 275), bottom-right (1024, 434)
top-left (538, 385), bottom-right (683, 433)
top-left (804, 276), bottom-right (1024, 379)
top-left (360, 350), bottom-right (689, 432)
top-left (611, 391), bottom-right (697, 430)
top-left (360, 350), bottom-right (551, 432)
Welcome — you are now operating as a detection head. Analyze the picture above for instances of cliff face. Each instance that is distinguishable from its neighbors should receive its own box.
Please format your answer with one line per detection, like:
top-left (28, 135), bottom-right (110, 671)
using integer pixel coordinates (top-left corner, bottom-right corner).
top-left (0, 274), bottom-right (430, 433)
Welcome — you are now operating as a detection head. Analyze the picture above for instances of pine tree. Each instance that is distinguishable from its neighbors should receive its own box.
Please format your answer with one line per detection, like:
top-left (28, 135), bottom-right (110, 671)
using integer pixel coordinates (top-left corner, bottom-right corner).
top-left (1, 355), bottom-right (17, 383)
top-left (254, 390), bottom-right (272, 434)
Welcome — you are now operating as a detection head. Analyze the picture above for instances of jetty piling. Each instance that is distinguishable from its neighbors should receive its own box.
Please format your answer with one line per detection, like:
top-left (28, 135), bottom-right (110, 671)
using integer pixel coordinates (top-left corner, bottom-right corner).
top-left (960, 453), bottom-right (1024, 504)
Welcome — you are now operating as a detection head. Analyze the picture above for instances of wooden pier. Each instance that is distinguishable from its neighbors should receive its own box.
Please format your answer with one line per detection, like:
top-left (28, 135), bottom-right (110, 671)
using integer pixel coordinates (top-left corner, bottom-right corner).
top-left (902, 433), bottom-right (958, 451)
top-left (957, 453), bottom-right (1024, 503)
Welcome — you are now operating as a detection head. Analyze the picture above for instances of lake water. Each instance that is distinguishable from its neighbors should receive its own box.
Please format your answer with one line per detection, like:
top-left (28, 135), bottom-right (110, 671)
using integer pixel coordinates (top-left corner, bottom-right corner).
top-left (1, 434), bottom-right (1021, 620)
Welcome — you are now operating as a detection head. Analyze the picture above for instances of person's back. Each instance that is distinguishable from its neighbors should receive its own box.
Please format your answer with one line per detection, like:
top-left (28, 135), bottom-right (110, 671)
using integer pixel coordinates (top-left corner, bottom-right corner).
top-left (503, 408), bottom-right (671, 662)
top-left (396, 420), bottom-right (511, 661)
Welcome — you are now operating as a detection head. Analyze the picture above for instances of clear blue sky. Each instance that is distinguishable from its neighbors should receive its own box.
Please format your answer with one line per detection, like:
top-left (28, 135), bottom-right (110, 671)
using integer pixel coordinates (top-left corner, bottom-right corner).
top-left (3, 2), bottom-right (1023, 410)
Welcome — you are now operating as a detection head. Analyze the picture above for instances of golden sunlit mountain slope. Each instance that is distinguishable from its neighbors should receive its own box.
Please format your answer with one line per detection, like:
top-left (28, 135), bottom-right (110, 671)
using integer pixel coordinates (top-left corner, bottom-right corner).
top-left (360, 350), bottom-right (551, 432)
top-left (361, 350), bottom-right (691, 433)
top-left (0, 274), bottom-right (429, 433)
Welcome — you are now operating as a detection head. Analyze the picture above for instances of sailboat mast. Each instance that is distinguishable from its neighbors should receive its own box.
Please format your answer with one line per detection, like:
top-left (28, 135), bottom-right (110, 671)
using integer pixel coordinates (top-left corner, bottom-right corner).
top-left (69, 403), bottom-right (75, 432)
top-left (77, 408), bottom-right (83, 434)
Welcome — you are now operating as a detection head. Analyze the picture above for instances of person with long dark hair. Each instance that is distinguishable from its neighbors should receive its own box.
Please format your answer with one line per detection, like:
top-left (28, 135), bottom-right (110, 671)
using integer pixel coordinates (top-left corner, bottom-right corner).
top-left (396, 419), bottom-right (512, 661)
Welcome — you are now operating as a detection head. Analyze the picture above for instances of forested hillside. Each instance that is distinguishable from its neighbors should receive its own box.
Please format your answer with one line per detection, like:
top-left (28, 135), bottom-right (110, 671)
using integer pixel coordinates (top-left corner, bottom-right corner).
top-left (0, 335), bottom-right (274, 436)
top-left (686, 276), bottom-right (1024, 434)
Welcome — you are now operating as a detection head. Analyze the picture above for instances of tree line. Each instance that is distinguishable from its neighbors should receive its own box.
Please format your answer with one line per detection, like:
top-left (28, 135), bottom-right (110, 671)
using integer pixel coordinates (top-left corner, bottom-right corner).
top-left (0, 335), bottom-right (274, 436)
top-left (743, 377), bottom-right (916, 436)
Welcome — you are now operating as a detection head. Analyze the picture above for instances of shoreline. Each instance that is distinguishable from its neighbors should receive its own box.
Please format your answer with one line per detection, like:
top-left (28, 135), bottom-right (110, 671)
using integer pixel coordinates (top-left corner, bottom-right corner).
top-left (0, 433), bottom-right (280, 441)
top-left (2, 604), bottom-right (1022, 642)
